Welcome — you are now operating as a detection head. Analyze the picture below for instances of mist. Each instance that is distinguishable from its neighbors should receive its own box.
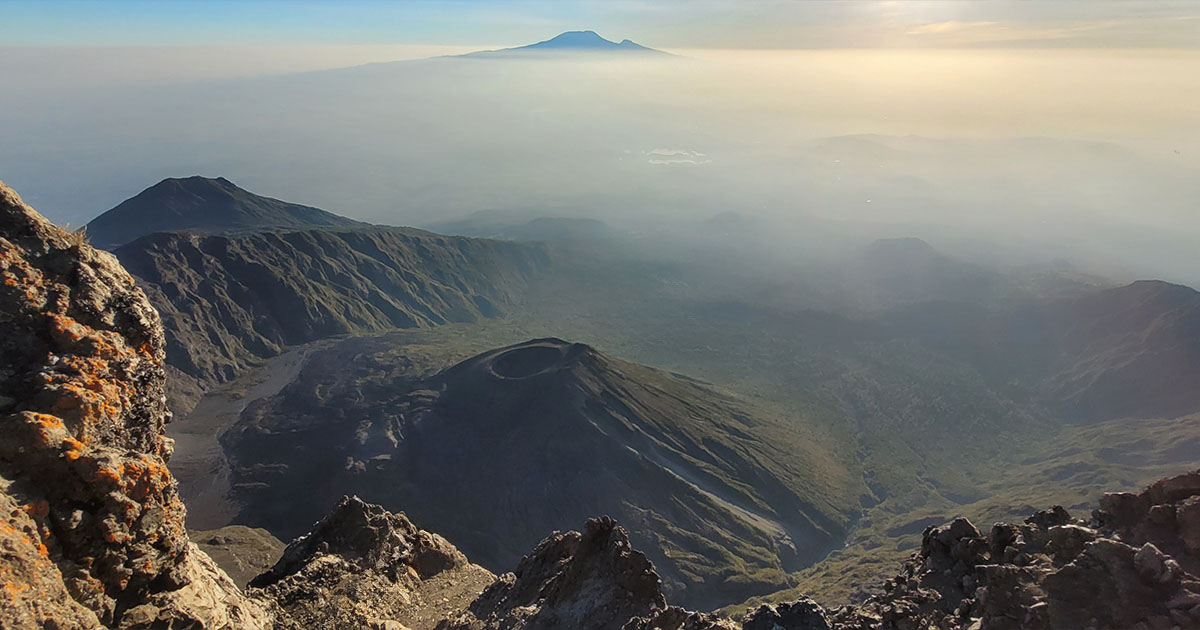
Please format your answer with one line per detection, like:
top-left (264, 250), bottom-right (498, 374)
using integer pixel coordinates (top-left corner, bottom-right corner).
top-left (1, 45), bottom-right (1198, 284)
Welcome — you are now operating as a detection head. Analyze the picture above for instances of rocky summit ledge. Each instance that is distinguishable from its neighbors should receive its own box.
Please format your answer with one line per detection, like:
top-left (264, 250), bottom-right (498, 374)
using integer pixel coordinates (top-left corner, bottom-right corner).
top-left (0, 179), bottom-right (270, 628)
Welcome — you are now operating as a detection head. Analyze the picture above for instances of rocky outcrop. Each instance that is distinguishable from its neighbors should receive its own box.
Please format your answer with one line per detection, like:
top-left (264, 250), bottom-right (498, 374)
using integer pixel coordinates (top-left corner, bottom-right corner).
top-left (516, 471), bottom-right (1200, 630)
top-left (441, 517), bottom-right (667, 630)
top-left (625, 607), bottom-right (740, 630)
top-left (747, 470), bottom-right (1200, 630)
top-left (250, 496), bottom-right (494, 630)
top-left (0, 180), bottom-right (270, 628)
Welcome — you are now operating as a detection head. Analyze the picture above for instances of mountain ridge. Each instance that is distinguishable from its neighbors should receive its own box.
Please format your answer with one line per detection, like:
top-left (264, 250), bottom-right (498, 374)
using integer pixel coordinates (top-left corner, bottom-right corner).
top-left (86, 176), bottom-right (367, 249)
top-left (85, 178), bottom-right (552, 408)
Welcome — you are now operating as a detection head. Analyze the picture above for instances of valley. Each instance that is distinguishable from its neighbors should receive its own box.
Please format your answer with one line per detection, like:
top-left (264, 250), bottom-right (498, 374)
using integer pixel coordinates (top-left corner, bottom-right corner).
top-left (169, 340), bottom-right (335, 529)
top-left (25, 172), bottom-right (1200, 618)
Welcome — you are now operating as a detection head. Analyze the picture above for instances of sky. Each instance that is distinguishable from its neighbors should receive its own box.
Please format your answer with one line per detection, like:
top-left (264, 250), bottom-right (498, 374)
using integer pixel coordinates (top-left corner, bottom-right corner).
top-left (2, 0), bottom-right (1198, 50)
top-left (1, 1), bottom-right (1198, 285)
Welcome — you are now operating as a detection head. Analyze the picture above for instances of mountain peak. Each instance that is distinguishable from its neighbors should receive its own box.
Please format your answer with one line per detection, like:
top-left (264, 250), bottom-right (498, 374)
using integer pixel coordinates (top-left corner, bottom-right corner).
top-left (464, 30), bottom-right (664, 57)
top-left (544, 30), bottom-right (607, 44)
top-left (143, 175), bottom-right (238, 199)
top-left (86, 176), bottom-right (364, 249)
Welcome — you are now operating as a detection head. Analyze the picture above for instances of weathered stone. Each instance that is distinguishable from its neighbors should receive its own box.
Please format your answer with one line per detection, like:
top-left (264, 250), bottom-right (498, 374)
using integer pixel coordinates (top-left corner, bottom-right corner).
top-left (741, 598), bottom-right (831, 630)
top-left (441, 516), bottom-right (667, 630)
top-left (0, 180), bottom-right (271, 629)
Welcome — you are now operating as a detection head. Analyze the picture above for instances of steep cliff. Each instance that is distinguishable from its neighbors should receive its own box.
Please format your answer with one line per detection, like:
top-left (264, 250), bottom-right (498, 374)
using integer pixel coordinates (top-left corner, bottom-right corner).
top-left (250, 496), bottom-right (495, 630)
top-left (0, 180), bottom-right (270, 628)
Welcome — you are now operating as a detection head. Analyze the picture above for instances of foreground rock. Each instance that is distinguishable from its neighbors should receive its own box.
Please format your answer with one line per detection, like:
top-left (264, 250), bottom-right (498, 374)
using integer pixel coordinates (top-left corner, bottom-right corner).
top-left (0, 180), bottom-right (270, 628)
top-left (442, 471), bottom-right (1200, 630)
top-left (441, 516), bottom-right (666, 630)
top-left (752, 470), bottom-right (1200, 630)
top-left (251, 496), bottom-right (495, 630)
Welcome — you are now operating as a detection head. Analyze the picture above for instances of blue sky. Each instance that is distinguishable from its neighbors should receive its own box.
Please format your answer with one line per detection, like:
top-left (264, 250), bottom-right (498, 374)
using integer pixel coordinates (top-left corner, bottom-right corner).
top-left (1, 1), bottom-right (1198, 48)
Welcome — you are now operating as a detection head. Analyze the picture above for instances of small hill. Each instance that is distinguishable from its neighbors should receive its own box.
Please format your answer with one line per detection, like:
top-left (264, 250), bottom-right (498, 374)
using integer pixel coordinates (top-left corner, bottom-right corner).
top-left (191, 526), bottom-right (286, 588)
top-left (463, 30), bottom-right (666, 57)
top-left (222, 337), bottom-right (856, 610)
top-left (85, 176), bottom-right (365, 249)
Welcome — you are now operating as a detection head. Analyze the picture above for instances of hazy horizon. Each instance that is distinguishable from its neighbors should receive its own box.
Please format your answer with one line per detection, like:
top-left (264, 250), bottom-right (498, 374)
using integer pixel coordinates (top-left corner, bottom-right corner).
top-left (2, 2), bottom-right (1199, 285)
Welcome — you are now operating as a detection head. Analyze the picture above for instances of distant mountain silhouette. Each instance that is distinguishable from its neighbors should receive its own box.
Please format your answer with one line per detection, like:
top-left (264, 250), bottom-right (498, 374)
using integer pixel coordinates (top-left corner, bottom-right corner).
top-left (462, 30), bottom-right (666, 57)
top-left (85, 176), bottom-right (365, 249)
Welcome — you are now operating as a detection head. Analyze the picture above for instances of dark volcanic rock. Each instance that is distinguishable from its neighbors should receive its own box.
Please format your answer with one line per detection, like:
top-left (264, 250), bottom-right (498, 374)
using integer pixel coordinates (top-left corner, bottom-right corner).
top-left (740, 599), bottom-right (831, 630)
top-left (253, 496), bottom-right (472, 588)
top-left (762, 470), bottom-right (1200, 630)
top-left (0, 180), bottom-right (269, 628)
top-left (250, 496), bottom-right (494, 630)
top-left (441, 517), bottom-right (667, 630)
top-left (624, 607), bottom-right (739, 630)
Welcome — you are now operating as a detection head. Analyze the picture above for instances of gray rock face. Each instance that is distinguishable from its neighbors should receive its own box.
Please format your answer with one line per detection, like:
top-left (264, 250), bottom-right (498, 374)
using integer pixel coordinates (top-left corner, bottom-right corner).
top-left (250, 496), bottom-right (494, 630)
top-left (772, 470), bottom-right (1200, 630)
top-left (253, 496), bottom-right (475, 588)
top-left (441, 517), bottom-right (668, 630)
top-left (0, 180), bottom-right (270, 628)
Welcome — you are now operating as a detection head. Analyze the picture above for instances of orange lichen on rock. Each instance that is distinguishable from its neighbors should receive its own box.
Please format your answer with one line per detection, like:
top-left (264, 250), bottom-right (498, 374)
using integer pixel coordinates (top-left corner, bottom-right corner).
top-left (118, 456), bottom-right (173, 500)
top-left (2, 581), bottom-right (31, 598)
top-left (94, 464), bottom-right (122, 487)
top-left (46, 313), bottom-right (88, 346)
top-left (137, 342), bottom-right (157, 361)
top-left (0, 181), bottom-right (269, 628)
